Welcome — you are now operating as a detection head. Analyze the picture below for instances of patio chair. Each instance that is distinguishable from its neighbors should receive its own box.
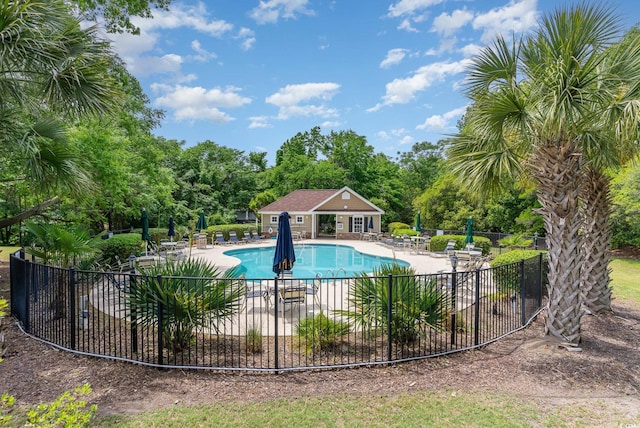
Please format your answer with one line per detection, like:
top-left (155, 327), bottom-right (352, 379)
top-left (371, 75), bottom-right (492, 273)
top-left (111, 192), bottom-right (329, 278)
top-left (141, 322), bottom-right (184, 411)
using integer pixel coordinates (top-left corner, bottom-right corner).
top-left (195, 232), bottom-right (208, 249)
top-left (214, 232), bottom-right (229, 245)
top-left (228, 231), bottom-right (243, 244)
top-left (243, 231), bottom-right (255, 243)
top-left (251, 231), bottom-right (264, 242)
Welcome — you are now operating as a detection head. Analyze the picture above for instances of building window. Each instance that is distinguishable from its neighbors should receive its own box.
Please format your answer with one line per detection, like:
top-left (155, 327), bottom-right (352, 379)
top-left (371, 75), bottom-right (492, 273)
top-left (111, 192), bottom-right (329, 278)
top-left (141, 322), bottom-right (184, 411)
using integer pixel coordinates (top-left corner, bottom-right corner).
top-left (353, 216), bottom-right (364, 233)
top-left (270, 215), bottom-right (278, 224)
top-left (341, 191), bottom-right (351, 200)
top-left (296, 216), bottom-right (304, 224)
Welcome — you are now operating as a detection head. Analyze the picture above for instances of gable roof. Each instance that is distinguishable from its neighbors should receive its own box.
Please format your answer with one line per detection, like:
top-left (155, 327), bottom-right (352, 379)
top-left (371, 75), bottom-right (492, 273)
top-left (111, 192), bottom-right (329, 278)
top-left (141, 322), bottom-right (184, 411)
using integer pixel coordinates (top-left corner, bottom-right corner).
top-left (258, 186), bottom-right (384, 214)
top-left (259, 189), bottom-right (338, 213)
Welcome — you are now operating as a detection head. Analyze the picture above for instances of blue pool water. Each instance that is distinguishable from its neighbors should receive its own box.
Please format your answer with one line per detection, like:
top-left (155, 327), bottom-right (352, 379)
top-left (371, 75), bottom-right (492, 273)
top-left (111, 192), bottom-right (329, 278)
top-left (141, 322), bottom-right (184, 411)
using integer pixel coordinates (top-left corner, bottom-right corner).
top-left (223, 243), bottom-right (409, 279)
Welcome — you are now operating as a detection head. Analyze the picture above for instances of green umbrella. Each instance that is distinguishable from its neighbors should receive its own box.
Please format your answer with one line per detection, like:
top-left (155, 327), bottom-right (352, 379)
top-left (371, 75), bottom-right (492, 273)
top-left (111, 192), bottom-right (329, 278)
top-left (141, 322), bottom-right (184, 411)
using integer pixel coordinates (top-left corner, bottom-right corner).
top-left (415, 211), bottom-right (421, 233)
top-left (141, 208), bottom-right (151, 255)
top-left (465, 217), bottom-right (474, 245)
top-left (196, 211), bottom-right (207, 232)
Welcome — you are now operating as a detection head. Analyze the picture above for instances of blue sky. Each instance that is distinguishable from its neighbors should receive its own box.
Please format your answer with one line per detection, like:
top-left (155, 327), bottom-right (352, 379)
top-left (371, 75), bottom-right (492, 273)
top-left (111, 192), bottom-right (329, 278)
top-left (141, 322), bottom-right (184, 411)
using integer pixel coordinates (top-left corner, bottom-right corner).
top-left (107, 1), bottom-right (640, 165)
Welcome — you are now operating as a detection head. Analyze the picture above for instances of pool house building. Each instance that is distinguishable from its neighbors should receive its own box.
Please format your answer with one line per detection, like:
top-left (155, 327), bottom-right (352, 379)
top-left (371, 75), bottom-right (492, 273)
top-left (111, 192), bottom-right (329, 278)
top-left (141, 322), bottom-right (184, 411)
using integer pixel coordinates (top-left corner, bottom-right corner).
top-left (258, 186), bottom-right (384, 239)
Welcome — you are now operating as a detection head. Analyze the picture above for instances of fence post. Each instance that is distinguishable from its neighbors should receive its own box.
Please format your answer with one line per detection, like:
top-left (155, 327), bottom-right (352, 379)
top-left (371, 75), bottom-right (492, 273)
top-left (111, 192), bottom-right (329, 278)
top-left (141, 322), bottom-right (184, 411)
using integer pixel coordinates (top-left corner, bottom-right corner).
top-left (474, 269), bottom-right (480, 346)
top-left (24, 259), bottom-right (31, 332)
top-left (537, 253), bottom-right (543, 308)
top-left (130, 267), bottom-right (138, 354)
top-left (387, 274), bottom-right (393, 362)
top-left (157, 274), bottom-right (164, 366)
top-left (450, 268), bottom-right (457, 346)
top-left (274, 275), bottom-right (279, 371)
top-left (69, 267), bottom-right (76, 350)
top-left (519, 260), bottom-right (526, 326)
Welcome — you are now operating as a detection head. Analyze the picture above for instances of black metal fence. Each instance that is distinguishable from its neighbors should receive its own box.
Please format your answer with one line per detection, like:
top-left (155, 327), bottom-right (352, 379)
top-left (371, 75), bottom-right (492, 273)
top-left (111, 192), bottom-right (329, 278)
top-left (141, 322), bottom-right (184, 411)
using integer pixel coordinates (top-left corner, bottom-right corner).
top-left (10, 253), bottom-right (547, 372)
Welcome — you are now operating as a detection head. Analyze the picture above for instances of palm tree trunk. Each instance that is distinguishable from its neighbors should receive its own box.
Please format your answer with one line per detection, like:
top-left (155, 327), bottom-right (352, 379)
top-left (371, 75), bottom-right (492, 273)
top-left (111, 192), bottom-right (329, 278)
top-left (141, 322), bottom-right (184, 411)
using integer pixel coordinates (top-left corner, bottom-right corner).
top-left (580, 167), bottom-right (612, 314)
top-left (530, 142), bottom-right (583, 344)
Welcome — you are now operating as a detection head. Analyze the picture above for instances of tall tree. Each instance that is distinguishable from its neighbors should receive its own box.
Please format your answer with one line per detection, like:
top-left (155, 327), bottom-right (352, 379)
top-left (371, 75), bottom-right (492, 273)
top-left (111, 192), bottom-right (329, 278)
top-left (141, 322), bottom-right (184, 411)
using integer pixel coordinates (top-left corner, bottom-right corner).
top-left (0, 0), bottom-right (121, 229)
top-left (71, 0), bottom-right (173, 34)
top-left (448, 4), bottom-right (640, 344)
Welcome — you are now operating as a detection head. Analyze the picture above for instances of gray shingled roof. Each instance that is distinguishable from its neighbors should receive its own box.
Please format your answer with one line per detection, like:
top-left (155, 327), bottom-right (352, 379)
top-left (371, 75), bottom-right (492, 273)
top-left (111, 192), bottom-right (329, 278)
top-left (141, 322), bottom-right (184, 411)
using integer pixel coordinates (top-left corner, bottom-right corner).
top-left (259, 189), bottom-right (338, 213)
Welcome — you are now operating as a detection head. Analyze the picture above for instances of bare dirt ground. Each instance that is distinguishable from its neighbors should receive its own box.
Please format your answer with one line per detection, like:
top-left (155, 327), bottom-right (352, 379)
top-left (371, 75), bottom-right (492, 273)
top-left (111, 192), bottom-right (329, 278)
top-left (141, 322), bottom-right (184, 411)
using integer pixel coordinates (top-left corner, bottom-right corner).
top-left (1, 261), bottom-right (639, 423)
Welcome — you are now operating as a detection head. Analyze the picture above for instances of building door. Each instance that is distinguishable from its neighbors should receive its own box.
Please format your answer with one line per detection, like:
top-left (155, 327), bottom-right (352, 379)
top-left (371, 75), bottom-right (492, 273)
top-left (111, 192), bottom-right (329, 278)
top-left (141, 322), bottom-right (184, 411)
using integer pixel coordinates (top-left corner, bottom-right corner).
top-left (317, 214), bottom-right (336, 238)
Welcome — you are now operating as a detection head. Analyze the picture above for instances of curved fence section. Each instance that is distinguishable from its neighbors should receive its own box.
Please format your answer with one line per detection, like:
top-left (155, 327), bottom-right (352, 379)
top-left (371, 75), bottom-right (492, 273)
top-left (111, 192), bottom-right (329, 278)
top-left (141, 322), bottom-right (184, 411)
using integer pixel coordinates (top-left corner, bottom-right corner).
top-left (9, 253), bottom-right (547, 372)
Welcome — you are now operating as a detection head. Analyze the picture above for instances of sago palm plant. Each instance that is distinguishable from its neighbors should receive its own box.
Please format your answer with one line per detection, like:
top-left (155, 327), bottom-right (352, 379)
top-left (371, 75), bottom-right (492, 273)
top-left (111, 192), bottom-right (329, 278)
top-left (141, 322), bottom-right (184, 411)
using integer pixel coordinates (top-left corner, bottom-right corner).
top-left (127, 258), bottom-right (245, 353)
top-left (339, 263), bottom-right (448, 345)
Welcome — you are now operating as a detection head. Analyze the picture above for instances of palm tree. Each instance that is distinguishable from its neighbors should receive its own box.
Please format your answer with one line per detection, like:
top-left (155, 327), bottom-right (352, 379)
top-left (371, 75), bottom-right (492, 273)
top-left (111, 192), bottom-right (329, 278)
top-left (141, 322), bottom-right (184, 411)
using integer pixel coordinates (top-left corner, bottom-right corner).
top-left (0, 0), bottom-right (120, 228)
top-left (448, 4), bottom-right (640, 344)
top-left (578, 26), bottom-right (640, 314)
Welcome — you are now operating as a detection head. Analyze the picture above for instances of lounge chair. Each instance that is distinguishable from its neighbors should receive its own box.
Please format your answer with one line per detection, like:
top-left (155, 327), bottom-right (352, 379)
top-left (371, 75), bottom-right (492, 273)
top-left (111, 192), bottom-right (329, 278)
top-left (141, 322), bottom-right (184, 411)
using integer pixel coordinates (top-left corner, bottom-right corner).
top-left (214, 232), bottom-right (229, 245)
top-left (251, 231), bottom-right (264, 242)
top-left (228, 231), bottom-right (243, 244)
top-left (243, 231), bottom-right (257, 243)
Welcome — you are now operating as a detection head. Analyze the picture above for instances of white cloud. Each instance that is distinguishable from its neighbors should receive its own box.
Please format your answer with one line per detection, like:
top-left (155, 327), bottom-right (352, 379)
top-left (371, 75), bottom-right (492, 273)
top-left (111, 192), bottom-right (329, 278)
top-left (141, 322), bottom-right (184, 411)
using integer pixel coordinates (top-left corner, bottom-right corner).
top-left (416, 105), bottom-right (468, 131)
top-left (380, 48), bottom-right (408, 69)
top-left (136, 3), bottom-right (233, 36)
top-left (398, 18), bottom-right (419, 32)
top-left (266, 82), bottom-right (340, 119)
top-left (250, 0), bottom-right (315, 24)
top-left (152, 84), bottom-right (251, 123)
top-left (459, 43), bottom-right (483, 58)
top-left (368, 59), bottom-right (471, 111)
top-left (127, 53), bottom-right (183, 77)
top-left (249, 116), bottom-right (271, 128)
top-left (377, 131), bottom-right (390, 139)
top-left (473, 0), bottom-right (539, 43)
top-left (399, 135), bottom-right (415, 145)
top-left (237, 27), bottom-right (256, 50)
top-left (321, 120), bottom-right (341, 128)
top-left (109, 3), bottom-right (235, 79)
top-left (191, 40), bottom-right (217, 62)
top-left (387, 0), bottom-right (444, 18)
top-left (432, 9), bottom-right (474, 37)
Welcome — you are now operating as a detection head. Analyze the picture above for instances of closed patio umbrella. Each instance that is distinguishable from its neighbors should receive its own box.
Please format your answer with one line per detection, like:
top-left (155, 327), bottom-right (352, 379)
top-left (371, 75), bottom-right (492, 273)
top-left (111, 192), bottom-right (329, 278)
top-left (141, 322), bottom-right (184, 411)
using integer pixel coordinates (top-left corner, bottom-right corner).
top-left (141, 208), bottom-right (151, 255)
top-left (465, 217), bottom-right (474, 245)
top-left (196, 211), bottom-right (207, 232)
top-left (168, 216), bottom-right (175, 241)
top-left (415, 211), bottom-right (422, 233)
top-left (272, 212), bottom-right (296, 277)
top-left (368, 216), bottom-right (374, 231)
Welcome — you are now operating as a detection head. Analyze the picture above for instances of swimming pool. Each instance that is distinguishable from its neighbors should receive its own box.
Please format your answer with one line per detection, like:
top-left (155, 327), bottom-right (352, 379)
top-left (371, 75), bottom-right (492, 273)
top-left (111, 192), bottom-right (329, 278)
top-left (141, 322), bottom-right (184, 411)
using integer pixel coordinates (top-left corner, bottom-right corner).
top-left (223, 243), bottom-right (409, 279)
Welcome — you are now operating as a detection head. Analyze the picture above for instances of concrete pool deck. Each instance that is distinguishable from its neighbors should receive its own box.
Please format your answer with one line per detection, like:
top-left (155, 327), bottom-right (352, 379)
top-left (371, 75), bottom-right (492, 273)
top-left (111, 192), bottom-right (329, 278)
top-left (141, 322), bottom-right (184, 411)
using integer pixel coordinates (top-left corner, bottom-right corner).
top-left (187, 237), bottom-right (453, 277)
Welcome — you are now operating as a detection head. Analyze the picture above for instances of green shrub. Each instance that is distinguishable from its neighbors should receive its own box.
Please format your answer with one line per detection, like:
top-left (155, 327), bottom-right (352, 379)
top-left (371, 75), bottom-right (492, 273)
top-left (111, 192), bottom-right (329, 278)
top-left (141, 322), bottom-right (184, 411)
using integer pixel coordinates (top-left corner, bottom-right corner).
top-left (338, 263), bottom-right (449, 344)
top-left (429, 235), bottom-right (491, 255)
top-left (1, 384), bottom-right (97, 427)
top-left (127, 258), bottom-right (245, 353)
top-left (490, 250), bottom-right (545, 293)
top-left (388, 222), bottom-right (410, 235)
top-left (97, 233), bottom-right (142, 265)
top-left (393, 228), bottom-right (419, 237)
top-left (296, 311), bottom-right (351, 354)
top-left (245, 328), bottom-right (263, 354)
top-left (498, 234), bottom-right (533, 250)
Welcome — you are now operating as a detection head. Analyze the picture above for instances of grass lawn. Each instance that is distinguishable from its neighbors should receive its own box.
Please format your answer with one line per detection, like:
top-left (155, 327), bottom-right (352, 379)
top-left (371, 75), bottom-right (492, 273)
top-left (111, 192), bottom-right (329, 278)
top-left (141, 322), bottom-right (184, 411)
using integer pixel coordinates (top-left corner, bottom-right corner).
top-left (95, 391), bottom-right (627, 427)
top-left (0, 246), bottom-right (20, 262)
top-left (610, 257), bottom-right (640, 304)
